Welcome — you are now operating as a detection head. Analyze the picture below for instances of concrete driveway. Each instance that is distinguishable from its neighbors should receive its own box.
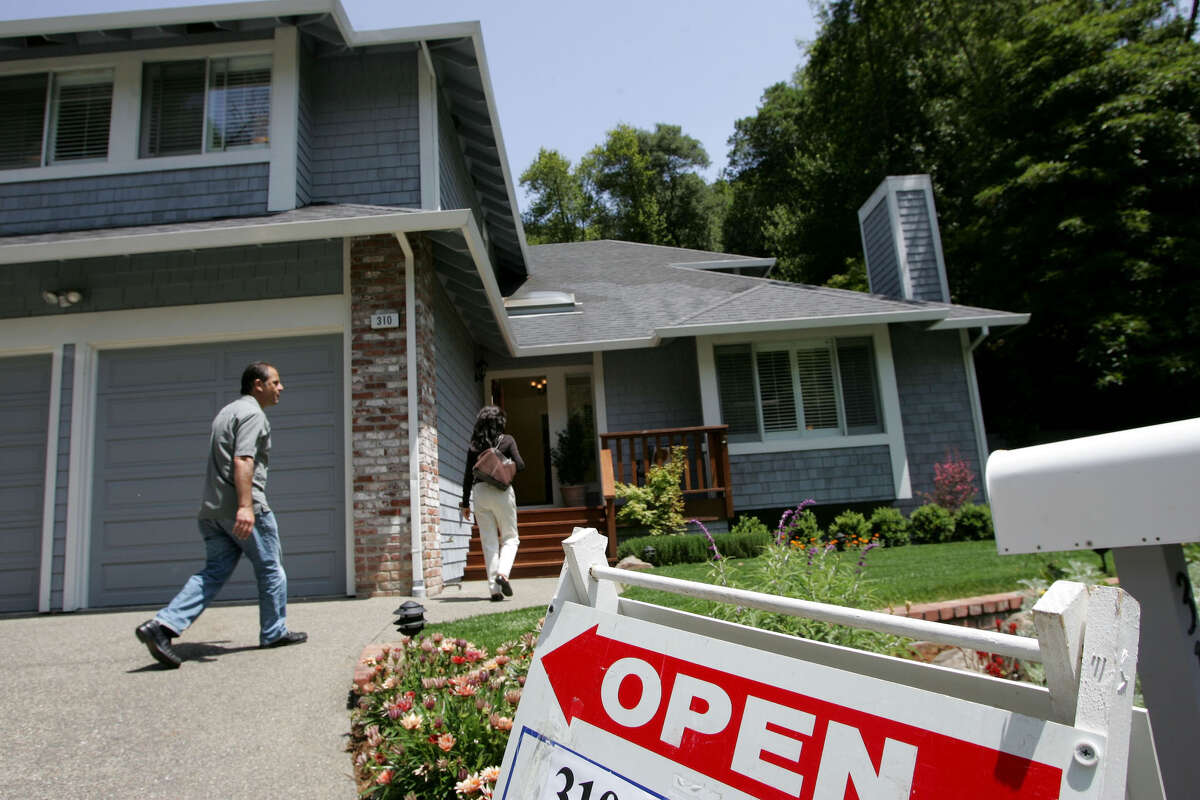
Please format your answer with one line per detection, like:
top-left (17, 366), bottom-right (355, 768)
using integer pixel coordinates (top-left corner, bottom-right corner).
top-left (0, 579), bottom-right (557, 800)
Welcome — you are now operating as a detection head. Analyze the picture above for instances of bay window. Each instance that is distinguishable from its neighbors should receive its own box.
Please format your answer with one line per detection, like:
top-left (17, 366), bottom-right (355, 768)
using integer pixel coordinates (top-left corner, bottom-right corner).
top-left (715, 337), bottom-right (883, 442)
top-left (0, 68), bottom-right (113, 169)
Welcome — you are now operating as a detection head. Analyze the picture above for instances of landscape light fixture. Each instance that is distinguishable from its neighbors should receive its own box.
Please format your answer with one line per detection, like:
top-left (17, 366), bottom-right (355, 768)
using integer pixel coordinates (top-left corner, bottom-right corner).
top-left (393, 600), bottom-right (426, 636)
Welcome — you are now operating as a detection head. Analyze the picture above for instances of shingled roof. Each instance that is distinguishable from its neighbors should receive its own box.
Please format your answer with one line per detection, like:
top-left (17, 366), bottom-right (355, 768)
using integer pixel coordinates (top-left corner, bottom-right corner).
top-left (507, 240), bottom-right (1027, 354)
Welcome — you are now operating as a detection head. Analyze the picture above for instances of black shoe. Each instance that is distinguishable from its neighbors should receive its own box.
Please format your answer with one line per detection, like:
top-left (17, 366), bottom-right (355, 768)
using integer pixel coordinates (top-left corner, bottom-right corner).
top-left (135, 620), bottom-right (181, 669)
top-left (260, 633), bottom-right (307, 652)
top-left (261, 631), bottom-right (308, 649)
top-left (496, 575), bottom-right (513, 597)
top-left (490, 593), bottom-right (504, 602)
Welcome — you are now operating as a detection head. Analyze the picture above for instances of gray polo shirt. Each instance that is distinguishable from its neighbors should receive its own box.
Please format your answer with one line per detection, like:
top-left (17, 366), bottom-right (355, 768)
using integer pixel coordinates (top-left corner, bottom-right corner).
top-left (198, 394), bottom-right (271, 519)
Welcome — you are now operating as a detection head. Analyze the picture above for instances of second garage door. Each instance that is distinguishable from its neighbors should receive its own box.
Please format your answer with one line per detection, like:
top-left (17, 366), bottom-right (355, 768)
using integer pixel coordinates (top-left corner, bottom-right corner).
top-left (89, 336), bottom-right (345, 608)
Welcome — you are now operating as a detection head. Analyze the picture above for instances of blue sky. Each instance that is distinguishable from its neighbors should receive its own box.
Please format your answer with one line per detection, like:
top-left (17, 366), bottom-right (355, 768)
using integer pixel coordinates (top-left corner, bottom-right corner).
top-left (0, 0), bottom-right (819, 207)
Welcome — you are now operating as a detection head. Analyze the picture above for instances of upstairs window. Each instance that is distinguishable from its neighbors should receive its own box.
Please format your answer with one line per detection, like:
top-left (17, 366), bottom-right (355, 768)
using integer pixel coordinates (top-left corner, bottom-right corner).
top-left (714, 336), bottom-right (883, 443)
top-left (140, 55), bottom-right (270, 158)
top-left (0, 69), bottom-right (113, 170)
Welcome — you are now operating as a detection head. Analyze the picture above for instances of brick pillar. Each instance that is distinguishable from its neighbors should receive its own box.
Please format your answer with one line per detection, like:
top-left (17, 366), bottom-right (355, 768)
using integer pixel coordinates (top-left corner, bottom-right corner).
top-left (348, 233), bottom-right (442, 596)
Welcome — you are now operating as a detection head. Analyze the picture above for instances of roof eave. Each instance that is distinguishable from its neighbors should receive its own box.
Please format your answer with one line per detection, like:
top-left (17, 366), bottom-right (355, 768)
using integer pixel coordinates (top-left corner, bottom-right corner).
top-left (658, 309), bottom-right (949, 337)
top-left (925, 313), bottom-right (1031, 330)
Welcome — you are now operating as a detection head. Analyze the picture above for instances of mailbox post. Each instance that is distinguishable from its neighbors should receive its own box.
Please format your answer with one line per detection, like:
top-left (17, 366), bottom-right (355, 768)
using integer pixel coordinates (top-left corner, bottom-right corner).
top-left (988, 418), bottom-right (1200, 800)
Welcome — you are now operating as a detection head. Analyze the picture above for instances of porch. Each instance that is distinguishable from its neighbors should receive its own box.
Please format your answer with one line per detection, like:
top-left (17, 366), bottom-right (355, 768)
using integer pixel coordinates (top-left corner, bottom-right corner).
top-left (463, 425), bottom-right (732, 579)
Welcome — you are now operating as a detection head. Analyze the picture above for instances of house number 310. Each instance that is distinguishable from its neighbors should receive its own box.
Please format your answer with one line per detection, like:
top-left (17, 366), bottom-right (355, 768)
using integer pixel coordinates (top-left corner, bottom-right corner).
top-left (551, 766), bottom-right (619, 800)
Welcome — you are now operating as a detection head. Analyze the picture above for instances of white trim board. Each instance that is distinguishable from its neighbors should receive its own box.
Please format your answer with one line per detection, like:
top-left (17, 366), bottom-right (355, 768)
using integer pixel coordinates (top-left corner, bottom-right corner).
top-left (37, 345), bottom-right (64, 613)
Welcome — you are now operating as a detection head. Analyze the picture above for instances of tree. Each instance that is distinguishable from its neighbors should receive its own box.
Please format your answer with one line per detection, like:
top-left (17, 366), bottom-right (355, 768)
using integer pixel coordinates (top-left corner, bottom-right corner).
top-left (519, 148), bottom-right (595, 244)
top-left (521, 123), bottom-right (728, 250)
top-left (724, 0), bottom-right (1199, 441)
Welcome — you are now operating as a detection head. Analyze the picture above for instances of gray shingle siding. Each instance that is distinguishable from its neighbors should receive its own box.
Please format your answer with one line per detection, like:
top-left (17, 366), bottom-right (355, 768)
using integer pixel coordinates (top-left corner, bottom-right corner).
top-left (434, 280), bottom-right (479, 583)
top-left (889, 324), bottom-right (982, 509)
top-left (438, 99), bottom-right (479, 216)
top-left (307, 50), bottom-right (420, 206)
top-left (731, 446), bottom-right (895, 510)
top-left (862, 199), bottom-right (902, 298)
top-left (0, 164), bottom-right (269, 237)
top-left (0, 239), bottom-right (341, 320)
top-left (896, 189), bottom-right (946, 302)
top-left (295, 42), bottom-right (316, 207)
top-left (51, 345), bottom-right (73, 611)
top-left (602, 340), bottom-right (702, 432)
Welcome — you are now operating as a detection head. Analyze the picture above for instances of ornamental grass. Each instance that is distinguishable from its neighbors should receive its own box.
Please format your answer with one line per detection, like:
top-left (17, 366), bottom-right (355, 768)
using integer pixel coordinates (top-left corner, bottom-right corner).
top-left (348, 627), bottom-right (539, 799)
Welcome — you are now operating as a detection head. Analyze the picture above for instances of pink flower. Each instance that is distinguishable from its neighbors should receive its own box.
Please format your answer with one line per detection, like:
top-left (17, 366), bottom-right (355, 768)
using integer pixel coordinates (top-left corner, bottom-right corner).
top-left (455, 773), bottom-right (483, 795)
top-left (437, 733), bottom-right (456, 752)
top-left (504, 689), bottom-right (522, 705)
top-left (479, 766), bottom-right (500, 783)
top-left (452, 683), bottom-right (476, 697)
top-left (400, 712), bottom-right (422, 730)
top-left (489, 713), bottom-right (513, 731)
top-left (376, 769), bottom-right (393, 785)
top-left (366, 724), bottom-right (383, 747)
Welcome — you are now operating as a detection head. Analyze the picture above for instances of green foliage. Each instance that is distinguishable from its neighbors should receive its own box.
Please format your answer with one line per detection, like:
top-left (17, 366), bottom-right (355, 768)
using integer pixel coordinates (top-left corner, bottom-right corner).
top-left (908, 503), bottom-right (956, 544)
top-left (954, 503), bottom-right (994, 541)
top-left (869, 506), bottom-right (910, 547)
top-left (520, 123), bottom-right (729, 250)
top-left (550, 412), bottom-right (592, 485)
top-left (775, 501), bottom-right (821, 544)
top-left (347, 631), bottom-right (536, 798)
top-left (730, 514), bottom-right (770, 538)
top-left (613, 445), bottom-right (687, 536)
top-left (826, 510), bottom-right (871, 549)
top-left (723, 0), bottom-right (1200, 439)
top-left (707, 539), bottom-right (901, 653)
top-left (617, 529), bottom-right (773, 565)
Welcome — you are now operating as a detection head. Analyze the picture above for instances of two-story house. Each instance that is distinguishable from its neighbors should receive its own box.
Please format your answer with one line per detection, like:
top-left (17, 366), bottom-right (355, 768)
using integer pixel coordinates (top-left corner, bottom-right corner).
top-left (0, 1), bottom-right (1027, 615)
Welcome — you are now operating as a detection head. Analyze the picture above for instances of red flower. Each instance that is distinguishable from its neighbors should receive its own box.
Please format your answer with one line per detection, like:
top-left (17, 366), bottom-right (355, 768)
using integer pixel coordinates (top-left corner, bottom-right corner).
top-left (451, 655), bottom-right (466, 664)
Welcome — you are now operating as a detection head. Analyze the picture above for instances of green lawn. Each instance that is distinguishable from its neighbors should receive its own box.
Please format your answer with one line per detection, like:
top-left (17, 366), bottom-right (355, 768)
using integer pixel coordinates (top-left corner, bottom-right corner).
top-left (425, 540), bottom-right (1104, 650)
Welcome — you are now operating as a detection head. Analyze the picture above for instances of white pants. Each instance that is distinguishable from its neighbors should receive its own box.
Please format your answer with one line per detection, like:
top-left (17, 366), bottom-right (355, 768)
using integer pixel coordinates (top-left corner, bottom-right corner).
top-left (472, 482), bottom-right (520, 594)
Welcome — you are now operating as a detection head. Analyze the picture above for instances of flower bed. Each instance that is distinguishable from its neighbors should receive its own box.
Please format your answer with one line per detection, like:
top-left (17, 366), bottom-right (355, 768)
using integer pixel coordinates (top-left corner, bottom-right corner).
top-left (348, 628), bottom-right (538, 798)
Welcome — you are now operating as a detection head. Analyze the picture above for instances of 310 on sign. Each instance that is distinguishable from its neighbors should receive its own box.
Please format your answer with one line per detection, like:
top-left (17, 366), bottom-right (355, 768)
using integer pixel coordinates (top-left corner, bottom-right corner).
top-left (371, 311), bottom-right (399, 329)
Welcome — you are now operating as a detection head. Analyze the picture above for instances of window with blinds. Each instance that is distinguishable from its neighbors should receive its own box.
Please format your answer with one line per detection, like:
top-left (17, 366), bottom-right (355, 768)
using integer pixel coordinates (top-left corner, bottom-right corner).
top-left (49, 70), bottom-right (113, 163)
top-left (0, 69), bottom-right (113, 170)
top-left (207, 56), bottom-right (271, 151)
top-left (140, 55), bottom-right (270, 158)
top-left (713, 336), bottom-right (883, 442)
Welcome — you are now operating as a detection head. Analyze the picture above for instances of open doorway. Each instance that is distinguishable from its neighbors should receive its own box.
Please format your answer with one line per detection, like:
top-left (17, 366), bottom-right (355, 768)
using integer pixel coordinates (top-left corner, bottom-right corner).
top-left (490, 376), bottom-right (551, 505)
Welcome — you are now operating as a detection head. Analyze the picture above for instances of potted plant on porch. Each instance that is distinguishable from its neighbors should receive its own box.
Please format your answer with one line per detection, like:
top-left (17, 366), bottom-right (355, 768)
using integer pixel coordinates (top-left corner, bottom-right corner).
top-left (551, 412), bottom-right (592, 507)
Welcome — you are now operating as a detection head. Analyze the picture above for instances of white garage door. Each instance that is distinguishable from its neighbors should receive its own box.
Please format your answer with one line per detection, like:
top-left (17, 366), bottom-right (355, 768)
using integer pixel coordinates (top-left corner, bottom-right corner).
top-left (89, 336), bottom-right (344, 608)
top-left (0, 356), bottom-right (50, 613)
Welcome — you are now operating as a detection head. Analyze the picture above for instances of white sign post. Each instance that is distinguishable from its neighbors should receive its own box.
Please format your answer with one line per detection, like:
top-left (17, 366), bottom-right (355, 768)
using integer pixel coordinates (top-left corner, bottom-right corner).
top-left (988, 418), bottom-right (1199, 800)
top-left (498, 529), bottom-right (1148, 800)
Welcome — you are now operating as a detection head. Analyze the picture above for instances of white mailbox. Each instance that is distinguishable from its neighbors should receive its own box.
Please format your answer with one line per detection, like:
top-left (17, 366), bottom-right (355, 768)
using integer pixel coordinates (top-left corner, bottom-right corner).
top-left (987, 417), bottom-right (1200, 554)
top-left (987, 417), bottom-right (1199, 799)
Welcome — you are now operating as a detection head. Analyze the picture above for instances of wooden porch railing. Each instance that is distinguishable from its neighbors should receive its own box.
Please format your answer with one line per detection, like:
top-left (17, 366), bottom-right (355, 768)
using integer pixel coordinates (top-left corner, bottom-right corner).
top-left (598, 425), bottom-right (734, 560)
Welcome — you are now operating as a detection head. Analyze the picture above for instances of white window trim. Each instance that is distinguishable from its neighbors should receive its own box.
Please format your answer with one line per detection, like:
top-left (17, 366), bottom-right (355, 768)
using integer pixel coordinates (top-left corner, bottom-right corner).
top-left (0, 33), bottom-right (297, 196)
top-left (696, 324), bottom-right (911, 499)
top-left (1, 294), bottom-right (344, 611)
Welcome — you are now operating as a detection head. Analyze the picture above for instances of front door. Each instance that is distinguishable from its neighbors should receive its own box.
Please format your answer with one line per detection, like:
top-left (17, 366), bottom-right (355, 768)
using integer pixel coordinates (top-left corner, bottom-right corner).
top-left (487, 367), bottom-right (596, 506)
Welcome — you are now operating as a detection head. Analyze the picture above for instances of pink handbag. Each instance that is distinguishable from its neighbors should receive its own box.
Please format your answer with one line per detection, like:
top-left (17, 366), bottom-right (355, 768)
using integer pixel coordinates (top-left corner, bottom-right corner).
top-left (473, 438), bottom-right (515, 489)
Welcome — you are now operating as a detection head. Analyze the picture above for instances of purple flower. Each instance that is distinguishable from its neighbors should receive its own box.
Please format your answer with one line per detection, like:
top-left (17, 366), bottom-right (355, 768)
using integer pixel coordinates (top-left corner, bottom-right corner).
top-left (692, 518), bottom-right (723, 560)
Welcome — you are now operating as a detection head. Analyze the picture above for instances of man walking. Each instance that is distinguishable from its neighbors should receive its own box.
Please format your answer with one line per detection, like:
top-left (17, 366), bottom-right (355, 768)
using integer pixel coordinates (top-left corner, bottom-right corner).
top-left (136, 362), bottom-right (307, 668)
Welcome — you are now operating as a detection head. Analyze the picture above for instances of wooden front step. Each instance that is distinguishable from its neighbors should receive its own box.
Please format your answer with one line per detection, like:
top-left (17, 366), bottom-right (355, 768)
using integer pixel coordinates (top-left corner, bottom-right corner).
top-left (463, 506), bottom-right (607, 581)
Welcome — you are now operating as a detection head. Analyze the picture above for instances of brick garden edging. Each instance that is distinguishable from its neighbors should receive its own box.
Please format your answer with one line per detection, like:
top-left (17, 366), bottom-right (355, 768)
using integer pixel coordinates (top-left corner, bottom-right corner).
top-left (885, 590), bottom-right (1025, 628)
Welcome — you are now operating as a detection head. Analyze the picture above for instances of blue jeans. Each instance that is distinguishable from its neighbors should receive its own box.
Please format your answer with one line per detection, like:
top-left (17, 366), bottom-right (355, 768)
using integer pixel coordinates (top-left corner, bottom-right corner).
top-left (156, 511), bottom-right (288, 646)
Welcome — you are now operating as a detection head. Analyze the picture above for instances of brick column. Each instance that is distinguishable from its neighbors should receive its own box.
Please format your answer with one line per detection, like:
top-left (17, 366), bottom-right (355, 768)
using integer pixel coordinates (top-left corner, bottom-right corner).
top-left (348, 233), bottom-right (442, 596)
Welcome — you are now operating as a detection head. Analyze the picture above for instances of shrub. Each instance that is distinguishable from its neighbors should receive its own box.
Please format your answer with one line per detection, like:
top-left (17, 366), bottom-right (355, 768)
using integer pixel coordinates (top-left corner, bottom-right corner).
top-left (826, 510), bottom-right (871, 550)
top-left (347, 630), bottom-right (537, 798)
top-left (730, 515), bottom-right (769, 538)
top-left (614, 445), bottom-right (687, 536)
top-left (921, 449), bottom-right (978, 512)
top-left (617, 529), bottom-right (771, 565)
top-left (868, 506), bottom-right (910, 547)
top-left (954, 503), bottom-right (994, 541)
top-left (908, 503), bottom-right (955, 544)
top-left (775, 500), bottom-right (820, 544)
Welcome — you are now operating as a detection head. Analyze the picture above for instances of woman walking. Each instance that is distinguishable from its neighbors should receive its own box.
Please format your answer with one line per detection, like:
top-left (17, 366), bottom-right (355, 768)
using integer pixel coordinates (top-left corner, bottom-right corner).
top-left (460, 406), bottom-right (525, 601)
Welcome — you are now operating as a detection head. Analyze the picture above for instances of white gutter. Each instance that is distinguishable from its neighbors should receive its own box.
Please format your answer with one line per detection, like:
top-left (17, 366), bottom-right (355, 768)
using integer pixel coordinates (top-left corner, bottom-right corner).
top-left (396, 233), bottom-right (424, 598)
top-left (967, 325), bottom-right (991, 352)
top-left (927, 313), bottom-right (1030, 330)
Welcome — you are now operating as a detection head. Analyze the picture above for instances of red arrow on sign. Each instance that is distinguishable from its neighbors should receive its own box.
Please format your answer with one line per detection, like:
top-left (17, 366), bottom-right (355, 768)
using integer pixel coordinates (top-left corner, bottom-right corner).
top-left (540, 625), bottom-right (1064, 800)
